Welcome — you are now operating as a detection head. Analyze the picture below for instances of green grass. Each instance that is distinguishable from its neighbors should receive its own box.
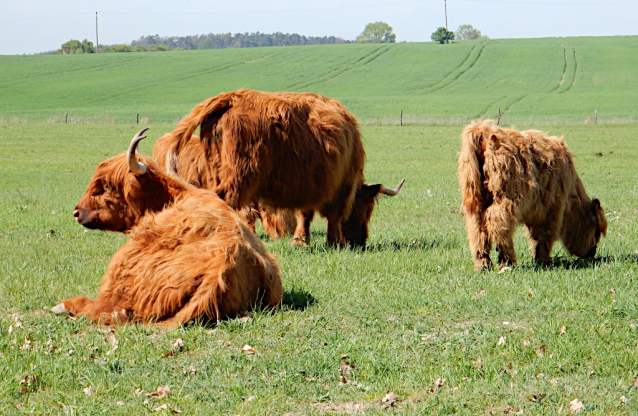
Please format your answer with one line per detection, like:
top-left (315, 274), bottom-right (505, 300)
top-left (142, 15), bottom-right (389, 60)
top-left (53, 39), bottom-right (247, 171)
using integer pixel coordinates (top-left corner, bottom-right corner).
top-left (1, 37), bottom-right (637, 124)
top-left (1, 123), bottom-right (638, 414)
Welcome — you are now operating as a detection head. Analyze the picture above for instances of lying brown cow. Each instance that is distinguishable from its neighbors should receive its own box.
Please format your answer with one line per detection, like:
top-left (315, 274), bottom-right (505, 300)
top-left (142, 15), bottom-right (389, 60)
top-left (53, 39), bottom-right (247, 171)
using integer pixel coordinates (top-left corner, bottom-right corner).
top-left (52, 129), bottom-right (282, 328)
top-left (157, 89), bottom-right (404, 248)
top-left (458, 121), bottom-right (607, 270)
top-left (153, 133), bottom-right (297, 240)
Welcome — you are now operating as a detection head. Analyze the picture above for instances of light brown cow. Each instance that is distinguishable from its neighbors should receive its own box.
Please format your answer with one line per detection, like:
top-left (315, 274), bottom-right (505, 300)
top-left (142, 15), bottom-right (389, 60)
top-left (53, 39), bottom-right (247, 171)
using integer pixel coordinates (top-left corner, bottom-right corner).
top-left (157, 89), bottom-right (404, 248)
top-left (153, 133), bottom-right (297, 240)
top-left (458, 121), bottom-right (607, 271)
top-left (52, 129), bottom-right (282, 328)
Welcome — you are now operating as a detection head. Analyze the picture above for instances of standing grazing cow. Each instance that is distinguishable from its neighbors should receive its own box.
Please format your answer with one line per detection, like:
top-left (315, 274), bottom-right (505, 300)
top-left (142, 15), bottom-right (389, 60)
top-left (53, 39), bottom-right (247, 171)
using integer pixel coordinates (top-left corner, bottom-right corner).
top-left (153, 132), bottom-right (297, 240)
top-left (458, 121), bottom-right (607, 271)
top-left (157, 89), bottom-right (404, 248)
top-left (52, 129), bottom-right (283, 328)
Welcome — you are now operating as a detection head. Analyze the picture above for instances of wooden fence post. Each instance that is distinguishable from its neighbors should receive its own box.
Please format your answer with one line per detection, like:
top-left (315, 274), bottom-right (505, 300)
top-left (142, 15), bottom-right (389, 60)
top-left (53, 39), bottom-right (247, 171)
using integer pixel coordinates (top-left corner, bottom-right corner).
top-left (594, 109), bottom-right (598, 124)
top-left (400, 110), bottom-right (403, 126)
top-left (65, 110), bottom-right (68, 123)
top-left (137, 113), bottom-right (139, 124)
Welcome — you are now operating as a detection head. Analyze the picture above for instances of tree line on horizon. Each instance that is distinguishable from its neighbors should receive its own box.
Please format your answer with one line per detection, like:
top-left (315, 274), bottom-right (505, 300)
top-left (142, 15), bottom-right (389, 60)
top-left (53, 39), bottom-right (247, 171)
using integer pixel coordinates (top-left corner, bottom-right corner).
top-left (51, 31), bottom-right (350, 54)
top-left (51, 23), bottom-right (485, 54)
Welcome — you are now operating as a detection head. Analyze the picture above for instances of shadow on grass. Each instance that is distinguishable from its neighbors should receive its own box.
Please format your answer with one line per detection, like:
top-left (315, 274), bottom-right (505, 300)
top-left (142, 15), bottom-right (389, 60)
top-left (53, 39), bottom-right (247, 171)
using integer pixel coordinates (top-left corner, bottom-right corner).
top-left (365, 236), bottom-right (458, 253)
top-left (282, 286), bottom-right (317, 311)
top-left (513, 254), bottom-right (628, 271)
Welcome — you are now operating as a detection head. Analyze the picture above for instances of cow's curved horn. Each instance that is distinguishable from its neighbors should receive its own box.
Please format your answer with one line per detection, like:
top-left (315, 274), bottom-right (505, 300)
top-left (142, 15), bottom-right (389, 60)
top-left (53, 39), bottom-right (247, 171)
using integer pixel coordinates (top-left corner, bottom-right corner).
top-left (127, 128), bottom-right (149, 175)
top-left (380, 178), bottom-right (405, 196)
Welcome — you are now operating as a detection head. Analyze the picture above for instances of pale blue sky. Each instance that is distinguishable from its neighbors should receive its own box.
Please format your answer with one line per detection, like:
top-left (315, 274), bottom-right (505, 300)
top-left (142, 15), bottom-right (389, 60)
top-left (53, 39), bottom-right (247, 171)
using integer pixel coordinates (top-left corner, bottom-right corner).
top-left (1, 0), bottom-right (636, 55)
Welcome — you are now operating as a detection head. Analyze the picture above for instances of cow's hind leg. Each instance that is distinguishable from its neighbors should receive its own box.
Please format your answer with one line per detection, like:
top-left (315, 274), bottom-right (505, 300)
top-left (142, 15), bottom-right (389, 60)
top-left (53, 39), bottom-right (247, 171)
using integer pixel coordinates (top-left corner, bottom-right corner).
top-left (464, 211), bottom-right (493, 271)
top-left (485, 201), bottom-right (517, 269)
top-left (292, 210), bottom-right (314, 247)
top-left (52, 296), bottom-right (127, 326)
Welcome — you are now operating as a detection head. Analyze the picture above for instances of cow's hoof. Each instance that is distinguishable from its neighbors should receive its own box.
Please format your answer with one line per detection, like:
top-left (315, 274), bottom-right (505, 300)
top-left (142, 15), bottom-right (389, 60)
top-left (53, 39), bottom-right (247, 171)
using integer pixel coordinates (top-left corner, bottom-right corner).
top-left (51, 303), bottom-right (68, 315)
top-left (291, 236), bottom-right (308, 247)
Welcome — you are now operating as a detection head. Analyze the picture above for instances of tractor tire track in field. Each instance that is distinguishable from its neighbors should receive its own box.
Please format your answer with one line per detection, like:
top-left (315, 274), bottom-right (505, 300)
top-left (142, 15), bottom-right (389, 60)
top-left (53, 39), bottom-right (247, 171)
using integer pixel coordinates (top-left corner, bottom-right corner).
top-left (560, 47), bottom-right (577, 93)
top-left (76, 61), bottom-right (248, 106)
top-left (285, 45), bottom-right (391, 91)
top-left (418, 43), bottom-right (486, 94)
top-left (0, 55), bottom-right (149, 86)
top-left (502, 94), bottom-right (529, 115)
top-left (477, 95), bottom-right (508, 119)
top-left (549, 47), bottom-right (568, 93)
top-left (70, 49), bottom-right (296, 106)
top-left (551, 43), bottom-right (577, 94)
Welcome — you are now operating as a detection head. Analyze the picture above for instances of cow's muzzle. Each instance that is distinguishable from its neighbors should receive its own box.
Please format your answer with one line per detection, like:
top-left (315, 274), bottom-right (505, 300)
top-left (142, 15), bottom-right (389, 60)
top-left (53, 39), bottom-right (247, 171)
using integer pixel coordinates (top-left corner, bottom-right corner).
top-left (73, 207), bottom-right (96, 229)
top-left (582, 246), bottom-right (597, 259)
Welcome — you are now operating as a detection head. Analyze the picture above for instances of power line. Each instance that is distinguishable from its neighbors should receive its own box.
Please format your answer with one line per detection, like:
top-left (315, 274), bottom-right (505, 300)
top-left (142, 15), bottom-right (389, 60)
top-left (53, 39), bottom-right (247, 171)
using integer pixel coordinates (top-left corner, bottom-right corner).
top-left (0, 0), bottom-right (634, 23)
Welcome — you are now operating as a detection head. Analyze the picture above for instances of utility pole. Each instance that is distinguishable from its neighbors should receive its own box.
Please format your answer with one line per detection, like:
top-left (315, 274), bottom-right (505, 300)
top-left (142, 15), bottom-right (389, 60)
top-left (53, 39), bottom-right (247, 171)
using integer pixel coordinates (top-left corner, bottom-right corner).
top-left (445, 0), bottom-right (448, 31)
top-left (96, 12), bottom-right (99, 53)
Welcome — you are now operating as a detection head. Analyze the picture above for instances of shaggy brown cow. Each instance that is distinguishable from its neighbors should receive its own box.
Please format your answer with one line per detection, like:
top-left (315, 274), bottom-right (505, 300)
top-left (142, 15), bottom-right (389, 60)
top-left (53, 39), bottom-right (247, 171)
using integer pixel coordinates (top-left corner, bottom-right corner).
top-left (52, 129), bottom-right (282, 328)
top-left (158, 89), bottom-right (404, 248)
top-left (458, 121), bottom-right (607, 271)
top-left (153, 133), bottom-right (297, 240)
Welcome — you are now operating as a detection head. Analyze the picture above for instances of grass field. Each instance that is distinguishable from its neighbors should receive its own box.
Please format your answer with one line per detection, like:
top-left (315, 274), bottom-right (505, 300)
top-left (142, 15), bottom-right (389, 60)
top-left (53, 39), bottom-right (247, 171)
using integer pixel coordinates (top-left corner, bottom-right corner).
top-left (1, 121), bottom-right (638, 414)
top-left (1, 36), bottom-right (637, 125)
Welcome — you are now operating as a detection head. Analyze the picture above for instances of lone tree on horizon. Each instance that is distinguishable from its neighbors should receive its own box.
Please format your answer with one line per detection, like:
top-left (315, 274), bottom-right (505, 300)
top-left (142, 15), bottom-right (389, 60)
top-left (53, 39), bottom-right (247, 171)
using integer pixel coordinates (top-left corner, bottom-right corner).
top-left (357, 22), bottom-right (396, 43)
top-left (456, 24), bottom-right (487, 40)
top-left (431, 27), bottom-right (454, 44)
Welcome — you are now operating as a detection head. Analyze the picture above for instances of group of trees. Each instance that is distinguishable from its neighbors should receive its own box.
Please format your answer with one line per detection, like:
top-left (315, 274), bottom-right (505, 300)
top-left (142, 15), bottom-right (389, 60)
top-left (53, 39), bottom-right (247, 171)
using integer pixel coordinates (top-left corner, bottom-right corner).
top-left (54, 23), bottom-right (486, 54)
top-left (55, 39), bottom-right (95, 54)
top-left (431, 24), bottom-right (487, 44)
top-left (55, 32), bottom-right (349, 54)
top-left (355, 22), bottom-right (486, 45)
top-left (132, 32), bottom-right (349, 50)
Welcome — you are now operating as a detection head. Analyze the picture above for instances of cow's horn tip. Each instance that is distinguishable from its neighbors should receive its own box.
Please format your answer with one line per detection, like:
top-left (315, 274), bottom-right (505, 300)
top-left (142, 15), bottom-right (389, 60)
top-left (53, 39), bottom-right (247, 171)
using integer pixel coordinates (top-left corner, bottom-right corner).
top-left (51, 303), bottom-right (67, 315)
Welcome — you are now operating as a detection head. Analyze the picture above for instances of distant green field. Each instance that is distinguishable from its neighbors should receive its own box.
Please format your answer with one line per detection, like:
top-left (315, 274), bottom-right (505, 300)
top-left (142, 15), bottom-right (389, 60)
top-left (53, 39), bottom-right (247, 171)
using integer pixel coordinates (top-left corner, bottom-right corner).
top-left (1, 36), bottom-right (637, 125)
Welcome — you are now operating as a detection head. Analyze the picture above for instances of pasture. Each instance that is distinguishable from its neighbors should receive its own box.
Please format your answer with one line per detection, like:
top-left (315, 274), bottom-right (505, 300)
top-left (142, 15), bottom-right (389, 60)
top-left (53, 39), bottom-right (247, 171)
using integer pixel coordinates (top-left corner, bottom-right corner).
top-left (2, 122), bottom-right (638, 414)
top-left (1, 37), bottom-right (638, 414)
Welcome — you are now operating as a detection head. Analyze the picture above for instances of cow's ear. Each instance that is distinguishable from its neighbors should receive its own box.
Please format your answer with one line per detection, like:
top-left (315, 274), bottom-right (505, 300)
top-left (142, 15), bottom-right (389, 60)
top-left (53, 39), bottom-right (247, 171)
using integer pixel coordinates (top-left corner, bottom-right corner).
top-left (590, 198), bottom-right (601, 213)
top-left (489, 133), bottom-right (500, 148)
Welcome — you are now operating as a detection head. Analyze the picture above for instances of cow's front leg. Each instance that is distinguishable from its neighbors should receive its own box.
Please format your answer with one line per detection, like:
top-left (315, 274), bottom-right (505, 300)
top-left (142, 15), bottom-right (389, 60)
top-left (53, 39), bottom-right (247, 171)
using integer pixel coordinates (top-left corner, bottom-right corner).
top-left (292, 210), bottom-right (313, 247)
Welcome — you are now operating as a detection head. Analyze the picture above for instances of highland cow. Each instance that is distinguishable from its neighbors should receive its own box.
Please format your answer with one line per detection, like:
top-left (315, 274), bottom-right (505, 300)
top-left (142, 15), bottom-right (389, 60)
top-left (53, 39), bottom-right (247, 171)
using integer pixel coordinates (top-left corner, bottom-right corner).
top-left (52, 129), bottom-right (282, 328)
top-left (157, 89), bottom-right (404, 248)
top-left (153, 133), bottom-right (297, 240)
top-left (458, 121), bottom-right (607, 271)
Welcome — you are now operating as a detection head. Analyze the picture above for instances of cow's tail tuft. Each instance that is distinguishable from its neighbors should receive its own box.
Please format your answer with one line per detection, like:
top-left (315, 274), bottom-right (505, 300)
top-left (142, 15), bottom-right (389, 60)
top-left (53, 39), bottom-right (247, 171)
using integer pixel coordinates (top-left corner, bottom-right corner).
top-left (458, 121), bottom-right (490, 216)
top-left (165, 93), bottom-right (234, 176)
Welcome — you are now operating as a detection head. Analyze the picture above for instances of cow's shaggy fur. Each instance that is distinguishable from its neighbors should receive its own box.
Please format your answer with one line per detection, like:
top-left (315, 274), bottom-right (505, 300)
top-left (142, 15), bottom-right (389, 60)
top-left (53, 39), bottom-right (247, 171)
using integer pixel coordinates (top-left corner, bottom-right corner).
top-left (157, 89), bottom-right (403, 248)
top-left (58, 134), bottom-right (282, 328)
top-left (458, 121), bottom-right (607, 270)
top-left (153, 133), bottom-right (297, 240)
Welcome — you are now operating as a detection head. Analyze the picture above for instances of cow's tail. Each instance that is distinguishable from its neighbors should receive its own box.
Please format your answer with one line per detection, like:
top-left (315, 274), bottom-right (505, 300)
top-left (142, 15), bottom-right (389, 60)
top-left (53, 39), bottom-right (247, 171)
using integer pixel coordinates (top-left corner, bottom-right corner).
top-left (458, 121), bottom-right (490, 215)
top-left (164, 93), bottom-right (234, 176)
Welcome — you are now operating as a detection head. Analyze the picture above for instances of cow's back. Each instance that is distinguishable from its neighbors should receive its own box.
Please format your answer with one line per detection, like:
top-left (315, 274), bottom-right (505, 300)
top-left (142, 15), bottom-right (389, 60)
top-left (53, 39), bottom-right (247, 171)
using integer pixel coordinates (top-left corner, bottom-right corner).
top-left (212, 90), bottom-right (365, 211)
top-left (483, 127), bottom-right (576, 222)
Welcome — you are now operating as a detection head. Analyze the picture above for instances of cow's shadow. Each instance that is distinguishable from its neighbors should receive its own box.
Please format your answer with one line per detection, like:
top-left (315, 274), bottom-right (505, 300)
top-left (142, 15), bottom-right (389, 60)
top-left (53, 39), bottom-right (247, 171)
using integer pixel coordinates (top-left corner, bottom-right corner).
top-left (282, 286), bottom-right (317, 311)
top-left (514, 254), bottom-right (631, 271)
top-left (365, 237), bottom-right (457, 253)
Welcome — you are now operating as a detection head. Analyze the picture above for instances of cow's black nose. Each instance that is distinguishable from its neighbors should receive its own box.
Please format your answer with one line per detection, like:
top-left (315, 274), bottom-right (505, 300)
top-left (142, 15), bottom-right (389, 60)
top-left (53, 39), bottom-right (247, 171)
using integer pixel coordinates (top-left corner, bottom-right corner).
top-left (73, 209), bottom-right (80, 218)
